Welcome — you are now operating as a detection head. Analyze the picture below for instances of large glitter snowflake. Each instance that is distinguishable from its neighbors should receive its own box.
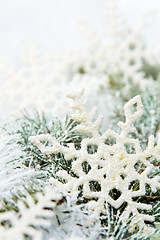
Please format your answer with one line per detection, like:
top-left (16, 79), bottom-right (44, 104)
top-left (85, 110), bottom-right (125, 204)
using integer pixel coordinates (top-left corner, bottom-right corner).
top-left (29, 89), bottom-right (160, 234)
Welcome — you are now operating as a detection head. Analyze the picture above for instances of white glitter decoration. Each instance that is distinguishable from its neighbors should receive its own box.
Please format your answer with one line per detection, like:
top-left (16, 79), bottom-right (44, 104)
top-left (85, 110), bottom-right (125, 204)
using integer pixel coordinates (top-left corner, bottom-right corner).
top-left (30, 89), bottom-right (160, 234)
top-left (0, 41), bottom-right (108, 119)
top-left (0, 41), bottom-right (72, 116)
top-left (0, 186), bottom-right (62, 240)
top-left (59, 0), bottom-right (159, 87)
top-left (0, 0), bottom-right (159, 117)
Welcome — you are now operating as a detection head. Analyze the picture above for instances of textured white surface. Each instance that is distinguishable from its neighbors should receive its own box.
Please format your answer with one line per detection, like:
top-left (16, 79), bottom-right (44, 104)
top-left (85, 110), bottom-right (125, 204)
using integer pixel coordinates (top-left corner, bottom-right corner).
top-left (30, 90), bottom-right (160, 234)
top-left (0, 134), bottom-right (39, 197)
top-left (0, 186), bottom-right (62, 240)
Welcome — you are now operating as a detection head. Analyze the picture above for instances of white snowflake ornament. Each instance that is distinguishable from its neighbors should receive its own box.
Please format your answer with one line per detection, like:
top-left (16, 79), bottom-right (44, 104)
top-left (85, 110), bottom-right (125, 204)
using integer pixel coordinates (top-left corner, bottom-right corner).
top-left (0, 186), bottom-right (62, 240)
top-left (29, 89), bottom-right (160, 234)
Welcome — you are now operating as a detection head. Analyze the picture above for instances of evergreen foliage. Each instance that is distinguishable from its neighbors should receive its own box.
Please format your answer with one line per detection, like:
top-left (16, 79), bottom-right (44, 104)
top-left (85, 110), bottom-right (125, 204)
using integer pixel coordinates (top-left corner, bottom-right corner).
top-left (0, 1), bottom-right (160, 239)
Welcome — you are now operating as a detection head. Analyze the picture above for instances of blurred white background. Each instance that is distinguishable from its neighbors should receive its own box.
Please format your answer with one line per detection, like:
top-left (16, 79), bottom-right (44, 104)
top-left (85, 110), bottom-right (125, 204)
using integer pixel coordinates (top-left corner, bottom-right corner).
top-left (0, 0), bottom-right (160, 60)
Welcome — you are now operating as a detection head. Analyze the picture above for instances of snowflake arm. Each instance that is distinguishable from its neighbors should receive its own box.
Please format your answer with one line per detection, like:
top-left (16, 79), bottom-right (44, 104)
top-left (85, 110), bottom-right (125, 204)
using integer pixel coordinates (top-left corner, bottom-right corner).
top-left (67, 89), bottom-right (103, 137)
top-left (118, 95), bottom-right (143, 137)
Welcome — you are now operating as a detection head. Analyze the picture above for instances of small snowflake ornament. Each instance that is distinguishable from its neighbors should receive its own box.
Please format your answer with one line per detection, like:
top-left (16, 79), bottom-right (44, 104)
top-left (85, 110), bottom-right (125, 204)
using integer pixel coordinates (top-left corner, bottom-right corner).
top-left (29, 89), bottom-right (160, 234)
top-left (0, 186), bottom-right (62, 240)
top-left (0, 0), bottom-right (159, 118)
top-left (64, 0), bottom-right (158, 88)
